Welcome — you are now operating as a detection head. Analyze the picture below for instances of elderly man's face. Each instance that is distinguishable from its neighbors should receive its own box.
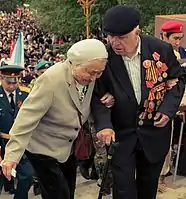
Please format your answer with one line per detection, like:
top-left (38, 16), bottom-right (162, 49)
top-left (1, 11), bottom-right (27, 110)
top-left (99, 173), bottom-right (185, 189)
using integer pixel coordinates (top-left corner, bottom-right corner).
top-left (73, 59), bottom-right (107, 86)
top-left (108, 27), bottom-right (140, 56)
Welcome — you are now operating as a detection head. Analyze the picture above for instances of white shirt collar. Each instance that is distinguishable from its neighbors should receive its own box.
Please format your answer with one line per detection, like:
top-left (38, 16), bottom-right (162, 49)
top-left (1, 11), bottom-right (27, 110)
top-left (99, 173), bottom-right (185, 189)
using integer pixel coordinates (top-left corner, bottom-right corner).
top-left (123, 37), bottom-right (141, 60)
top-left (4, 89), bottom-right (16, 98)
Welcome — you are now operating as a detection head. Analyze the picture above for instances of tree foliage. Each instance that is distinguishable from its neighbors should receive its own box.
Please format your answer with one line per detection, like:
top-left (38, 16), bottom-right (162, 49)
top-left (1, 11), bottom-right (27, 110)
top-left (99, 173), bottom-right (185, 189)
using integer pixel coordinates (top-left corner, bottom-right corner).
top-left (28, 0), bottom-right (118, 38)
top-left (118, 0), bottom-right (186, 34)
top-left (14, 0), bottom-right (186, 36)
top-left (0, 0), bottom-right (22, 12)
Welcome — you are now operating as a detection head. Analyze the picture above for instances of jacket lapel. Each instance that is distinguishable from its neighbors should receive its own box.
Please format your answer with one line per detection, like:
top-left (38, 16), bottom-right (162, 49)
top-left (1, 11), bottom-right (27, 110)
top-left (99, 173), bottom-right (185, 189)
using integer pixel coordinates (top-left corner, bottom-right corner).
top-left (0, 86), bottom-right (12, 113)
top-left (68, 82), bottom-right (82, 113)
top-left (14, 88), bottom-right (22, 116)
top-left (82, 81), bottom-right (95, 108)
top-left (66, 63), bottom-right (82, 113)
top-left (109, 49), bottom-right (137, 104)
top-left (139, 36), bottom-right (154, 107)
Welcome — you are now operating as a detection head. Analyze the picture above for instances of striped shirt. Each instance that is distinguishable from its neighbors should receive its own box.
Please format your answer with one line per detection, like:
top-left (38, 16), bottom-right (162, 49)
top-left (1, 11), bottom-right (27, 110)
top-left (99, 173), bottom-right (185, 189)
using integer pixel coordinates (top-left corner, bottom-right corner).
top-left (122, 38), bottom-right (141, 104)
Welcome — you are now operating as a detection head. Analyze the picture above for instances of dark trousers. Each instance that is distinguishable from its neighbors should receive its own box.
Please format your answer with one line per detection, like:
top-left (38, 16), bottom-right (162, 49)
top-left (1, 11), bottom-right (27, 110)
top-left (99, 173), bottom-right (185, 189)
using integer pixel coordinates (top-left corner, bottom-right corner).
top-left (3, 176), bottom-right (14, 191)
top-left (26, 151), bottom-right (77, 199)
top-left (14, 156), bottom-right (34, 199)
top-left (112, 140), bottom-right (165, 199)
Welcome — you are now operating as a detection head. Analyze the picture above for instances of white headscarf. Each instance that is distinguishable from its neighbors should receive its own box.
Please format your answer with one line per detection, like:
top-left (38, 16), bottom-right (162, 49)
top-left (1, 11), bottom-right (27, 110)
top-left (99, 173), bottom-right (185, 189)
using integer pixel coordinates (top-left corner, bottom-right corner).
top-left (67, 39), bottom-right (108, 66)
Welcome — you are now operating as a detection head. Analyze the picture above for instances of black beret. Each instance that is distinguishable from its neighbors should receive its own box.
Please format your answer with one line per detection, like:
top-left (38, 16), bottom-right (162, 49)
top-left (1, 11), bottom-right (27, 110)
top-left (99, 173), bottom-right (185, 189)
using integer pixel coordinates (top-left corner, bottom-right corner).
top-left (103, 5), bottom-right (141, 36)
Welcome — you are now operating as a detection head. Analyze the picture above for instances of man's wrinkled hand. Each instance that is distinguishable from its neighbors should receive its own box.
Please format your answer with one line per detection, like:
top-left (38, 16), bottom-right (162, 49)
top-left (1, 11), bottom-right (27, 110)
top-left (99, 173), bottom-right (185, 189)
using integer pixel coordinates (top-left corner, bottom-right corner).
top-left (97, 128), bottom-right (115, 145)
top-left (100, 93), bottom-right (115, 108)
top-left (1, 160), bottom-right (17, 181)
top-left (154, 112), bottom-right (170, 127)
top-left (166, 78), bottom-right (178, 90)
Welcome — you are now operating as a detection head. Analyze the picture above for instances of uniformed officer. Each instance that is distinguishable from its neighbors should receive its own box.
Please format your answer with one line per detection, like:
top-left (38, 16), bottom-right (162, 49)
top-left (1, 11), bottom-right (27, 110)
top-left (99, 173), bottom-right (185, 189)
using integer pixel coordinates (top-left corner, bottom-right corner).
top-left (0, 64), bottom-right (34, 199)
top-left (28, 60), bottom-right (53, 89)
top-left (160, 20), bottom-right (186, 59)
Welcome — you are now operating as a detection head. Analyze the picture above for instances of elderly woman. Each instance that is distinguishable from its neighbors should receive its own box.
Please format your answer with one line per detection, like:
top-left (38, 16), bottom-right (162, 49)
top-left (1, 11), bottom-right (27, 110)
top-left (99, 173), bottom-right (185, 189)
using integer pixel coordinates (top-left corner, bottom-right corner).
top-left (1, 39), bottom-right (108, 199)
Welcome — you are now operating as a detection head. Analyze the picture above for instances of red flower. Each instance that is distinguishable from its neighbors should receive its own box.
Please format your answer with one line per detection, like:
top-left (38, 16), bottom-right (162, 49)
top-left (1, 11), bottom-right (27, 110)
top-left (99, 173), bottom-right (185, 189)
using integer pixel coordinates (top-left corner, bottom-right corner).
top-left (17, 100), bottom-right (22, 108)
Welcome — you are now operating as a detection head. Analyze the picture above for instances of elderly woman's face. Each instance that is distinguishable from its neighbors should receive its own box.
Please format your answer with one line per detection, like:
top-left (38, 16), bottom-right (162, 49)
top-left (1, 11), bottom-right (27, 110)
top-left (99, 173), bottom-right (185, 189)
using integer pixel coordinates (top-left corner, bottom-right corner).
top-left (73, 59), bottom-right (107, 86)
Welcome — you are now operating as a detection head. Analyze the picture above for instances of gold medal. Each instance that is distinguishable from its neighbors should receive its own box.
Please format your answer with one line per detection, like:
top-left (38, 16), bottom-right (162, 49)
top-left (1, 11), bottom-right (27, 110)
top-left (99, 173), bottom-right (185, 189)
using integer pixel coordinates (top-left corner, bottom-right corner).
top-left (138, 120), bottom-right (144, 126)
top-left (148, 91), bottom-right (155, 101)
top-left (156, 92), bottom-right (161, 100)
top-left (143, 60), bottom-right (151, 69)
top-left (156, 61), bottom-right (162, 68)
top-left (148, 113), bottom-right (153, 119)
top-left (162, 72), bottom-right (168, 78)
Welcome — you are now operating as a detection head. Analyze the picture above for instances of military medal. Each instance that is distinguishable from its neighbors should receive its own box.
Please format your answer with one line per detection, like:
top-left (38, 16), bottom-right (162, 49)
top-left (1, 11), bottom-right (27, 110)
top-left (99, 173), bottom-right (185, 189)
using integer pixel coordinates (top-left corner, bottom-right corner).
top-left (148, 91), bottom-right (155, 101)
top-left (150, 64), bottom-right (158, 84)
top-left (161, 63), bottom-right (168, 72)
top-left (156, 92), bottom-right (161, 100)
top-left (162, 72), bottom-right (168, 78)
top-left (146, 81), bottom-right (154, 88)
top-left (17, 100), bottom-right (22, 108)
top-left (156, 61), bottom-right (162, 68)
top-left (144, 100), bottom-right (149, 108)
top-left (157, 100), bottom-right (161, 106)
top-left (156, 68), bottom-right (162, 76)
top-left (139, 112), bottom-right (147, 120)
top-left (19, 92), bottom-right (22, 95)
top-left (158, 76), bottom-right (163, 82)
top-left (149, 101), bottom-right (155, 109)
top-left (152, 52), bottom-right (160, 61)
top-left (143, 60), bottom-right (151, 69)
top-left (138, 120), bottom-right (144, 126)
top-left (143, 54), bottom-right (169, 122)
top-left (148, 113), bottom-right (153, 119)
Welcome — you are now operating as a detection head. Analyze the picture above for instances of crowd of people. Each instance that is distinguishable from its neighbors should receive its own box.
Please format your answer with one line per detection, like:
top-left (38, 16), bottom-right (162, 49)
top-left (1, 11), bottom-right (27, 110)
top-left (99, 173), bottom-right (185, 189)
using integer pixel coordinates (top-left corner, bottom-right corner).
top-left (0, 6), bottom-right (67, 87)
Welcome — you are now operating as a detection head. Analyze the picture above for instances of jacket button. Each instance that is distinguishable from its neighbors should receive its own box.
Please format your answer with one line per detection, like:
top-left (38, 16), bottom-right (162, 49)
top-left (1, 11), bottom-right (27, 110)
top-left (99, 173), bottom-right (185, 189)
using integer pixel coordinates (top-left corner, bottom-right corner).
top-left (69, 139), bottom-right (72, 142)
top-left (75, 128), bottom-right (78, 131)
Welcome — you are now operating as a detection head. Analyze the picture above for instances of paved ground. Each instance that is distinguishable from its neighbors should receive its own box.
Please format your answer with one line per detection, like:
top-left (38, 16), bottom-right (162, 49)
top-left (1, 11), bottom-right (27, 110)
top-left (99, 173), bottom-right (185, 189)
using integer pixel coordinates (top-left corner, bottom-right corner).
top-left (1, 174), bottom-right (186, 199)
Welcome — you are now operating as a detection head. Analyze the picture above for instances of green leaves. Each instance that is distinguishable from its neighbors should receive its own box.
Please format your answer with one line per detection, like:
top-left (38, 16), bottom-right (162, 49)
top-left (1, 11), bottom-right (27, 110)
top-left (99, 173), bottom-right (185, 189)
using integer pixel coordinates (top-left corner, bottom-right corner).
top-left (0, 0), bottom-right (21, 12)
top-left (28, 0), bottom-right (118, 38)
top-left (24, 0), bottom-right (186, 36)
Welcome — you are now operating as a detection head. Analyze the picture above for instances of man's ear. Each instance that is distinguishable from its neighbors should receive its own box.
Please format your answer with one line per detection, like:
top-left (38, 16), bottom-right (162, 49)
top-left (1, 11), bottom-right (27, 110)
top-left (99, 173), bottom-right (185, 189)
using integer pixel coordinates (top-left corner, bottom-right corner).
top-left (0, 73), bottom-right (3, 80)
top-left (162, 32), bottom-right (168, 40)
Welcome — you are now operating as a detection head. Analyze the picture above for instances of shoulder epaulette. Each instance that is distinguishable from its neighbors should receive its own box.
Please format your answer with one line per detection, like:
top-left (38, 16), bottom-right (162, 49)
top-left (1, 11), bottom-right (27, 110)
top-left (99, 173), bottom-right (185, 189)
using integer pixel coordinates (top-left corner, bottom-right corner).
top-left (19, 86), bottom-right (31, 93)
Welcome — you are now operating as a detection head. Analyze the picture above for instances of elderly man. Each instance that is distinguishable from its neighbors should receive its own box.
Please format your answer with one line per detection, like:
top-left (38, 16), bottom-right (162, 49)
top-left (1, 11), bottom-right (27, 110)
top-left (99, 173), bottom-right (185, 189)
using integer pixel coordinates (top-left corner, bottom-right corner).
top-left (91, 5), bottom-right (185, 199)
top-left (1, 39), bottom-right (108, 199)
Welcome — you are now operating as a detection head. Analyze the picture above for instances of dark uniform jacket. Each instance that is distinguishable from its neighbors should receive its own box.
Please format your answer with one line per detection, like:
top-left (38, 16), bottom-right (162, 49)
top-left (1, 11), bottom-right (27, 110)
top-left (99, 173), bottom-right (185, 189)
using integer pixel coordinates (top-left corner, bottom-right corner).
top-left (91, 35), bottom-right (185, 163)
top-left (0, 85), bottom-right (29, 157)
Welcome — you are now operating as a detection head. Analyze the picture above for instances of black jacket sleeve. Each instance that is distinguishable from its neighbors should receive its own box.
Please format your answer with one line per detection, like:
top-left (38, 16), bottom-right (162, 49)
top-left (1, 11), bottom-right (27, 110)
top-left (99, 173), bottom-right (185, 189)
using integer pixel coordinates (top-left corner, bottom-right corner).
top-left (91, 67), bottom-right (113, 132)
top-left (159, 45), bottom-right (185, 118)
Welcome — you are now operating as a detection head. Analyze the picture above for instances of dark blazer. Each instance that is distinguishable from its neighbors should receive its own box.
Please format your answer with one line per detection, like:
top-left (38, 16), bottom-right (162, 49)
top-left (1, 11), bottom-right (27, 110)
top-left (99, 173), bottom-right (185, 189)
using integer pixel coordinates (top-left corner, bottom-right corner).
top-left (91, 35), bottom-right (185, 163)
top-left (179, 46), bottom-right (186, 59)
